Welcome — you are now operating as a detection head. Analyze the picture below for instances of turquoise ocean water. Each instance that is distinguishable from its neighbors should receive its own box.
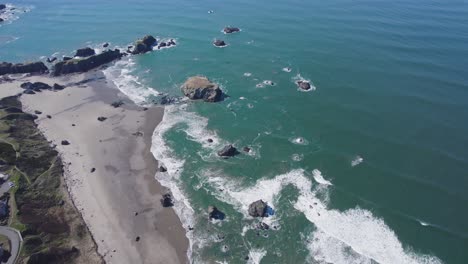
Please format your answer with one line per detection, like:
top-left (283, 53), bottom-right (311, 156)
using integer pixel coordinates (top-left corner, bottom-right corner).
top-left (2, 0), bottom-right (468, 263)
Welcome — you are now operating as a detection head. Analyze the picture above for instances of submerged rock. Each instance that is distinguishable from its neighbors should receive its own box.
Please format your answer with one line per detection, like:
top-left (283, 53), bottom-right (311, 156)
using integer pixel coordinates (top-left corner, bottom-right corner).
top-left (47, 57), bottom-right (57, 63)
top-left (223, 27), bottom-right (240, 34)
top-left (243, 146), bottom-right (251, 153)
top-left (161, 193), bottom-right (174, 207)
top-left (0, 61), bottom-right (48, 75)
top-left (181, 76), bottom-right (223, 102)
top-left (213, 39), bottom-right (227, 47)
top-left (217, 144), bottom-right (239, 157)
top-left (74, 47), bottom-right (96, 57)
top-left (131, 35), bottom-right (157, 55)
top-left (248, 200), bottom-right (268, 217)
top-left (296, 80), bottom-right (311, 90)
top-left (208, 206), bottom-right (226, 220)
top-left (103, 42), bottom-right (109, 48)
top-left (53, 49), bottom-right (123, 76)
top-left (159, 165), bottom-right (167, 172)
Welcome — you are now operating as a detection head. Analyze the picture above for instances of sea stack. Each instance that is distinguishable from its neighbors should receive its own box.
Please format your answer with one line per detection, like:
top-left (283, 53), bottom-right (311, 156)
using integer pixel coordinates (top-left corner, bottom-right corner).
top-left (181, 76), bottom-right (223, 102)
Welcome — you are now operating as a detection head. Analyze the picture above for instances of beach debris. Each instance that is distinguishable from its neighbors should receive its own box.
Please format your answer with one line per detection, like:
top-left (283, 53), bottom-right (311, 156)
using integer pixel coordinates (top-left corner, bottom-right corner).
top-left (0, 61), bottom-right (48, 76)
top-left (217, 144), bottom-right (239, 158)
top-left (72, 124), bottom-right (76, 126)
top-left (160, 193), bottom-right (174, 207)
top-left (61, 140), bottom-right (70, 146)
top-left (223, 27), bottom-right (240, 34)
top-left (296, 80), bottom-right (311, 91)
top-left (213, 39), bottom-right (227, 47)
top-left (103, 42), bottom-right (109, 48)
top-left (181, 76), bottom-right (223, 102)
top-left (248, 200), bottom-right (275, 217)
top-left (74, 47), bottom-right (96, 57)
top-left (132, 131), bottom-right (143, 137)
top-left (208, 206), bottom-right (226, 221)
top-left (131, 35), bottom-right (157, 55)
top-left (134, 211), bottom-right (138, 216)
top-left (97, 116), bottom-right (107, 122)
top-left (47, 57), bottom-right (57, 63)
top-left (90, 168), bottom-right (96, 173)
top-left (46, 115), bottom-right (52, 119)
top-left (135, 236), bottom-right (140, 242)
top-left (158, 165), bottom-right (167, 172)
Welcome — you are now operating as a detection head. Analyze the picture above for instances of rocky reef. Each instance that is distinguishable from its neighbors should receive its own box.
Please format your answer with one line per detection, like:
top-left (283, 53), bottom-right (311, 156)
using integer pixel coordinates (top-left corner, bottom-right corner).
top-left (131, 35), bottom-right (157, 55)
top-left (52, 49), bottom-right (123, 76)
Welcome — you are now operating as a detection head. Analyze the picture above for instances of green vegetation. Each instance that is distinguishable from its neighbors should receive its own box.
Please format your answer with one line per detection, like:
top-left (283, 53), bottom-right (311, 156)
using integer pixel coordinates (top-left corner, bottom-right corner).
top-left (0, 96), bottom-right (100, 264)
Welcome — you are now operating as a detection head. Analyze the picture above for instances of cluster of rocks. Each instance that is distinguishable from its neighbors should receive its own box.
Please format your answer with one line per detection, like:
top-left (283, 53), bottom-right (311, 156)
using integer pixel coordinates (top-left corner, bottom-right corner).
top-left (217, 144), bottom-right (239, 158)
top-left (0, 4), bottom-right (6, 22)
top-left (130, 35), bottom-right (157, 55)
top-left (0, 62), bottom-right (48, 75)
top-left (248, 200), bottom-right (273, 218)
top-left (20, 81), bottom-right (65, 94)
top-left (212, 27), bottom-right (241, 47)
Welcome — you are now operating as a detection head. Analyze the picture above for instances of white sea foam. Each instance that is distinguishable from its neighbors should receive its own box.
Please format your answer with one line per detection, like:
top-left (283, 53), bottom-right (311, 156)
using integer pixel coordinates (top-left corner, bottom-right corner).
top-left (351, 155), bottom-right (364, 167)
top-left (247, 248), bottom-right (267, 264)
top-left (206, 169), bottom-right (441, 264)
top-left (102, 57), bottom-right (162, 105)
top-left (282, 67), bottom-right (292, 73)
top-left (262, 80), bottom-right (276, 86)
top-left (290, 136), bottom-right (309, 145)
top-left (0, 4), bottom-right (32, 26)
top-left (243, 72), bottom-right (252, 77)
top-left (291, 153), bottom-right (304, 162)
top-left (312, 169), bottom-right (332, 185)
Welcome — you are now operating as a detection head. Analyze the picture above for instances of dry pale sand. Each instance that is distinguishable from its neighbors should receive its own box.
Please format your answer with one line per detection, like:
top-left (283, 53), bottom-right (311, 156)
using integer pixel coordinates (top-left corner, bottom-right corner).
top-left (1, 72), bottom-right (189, 263)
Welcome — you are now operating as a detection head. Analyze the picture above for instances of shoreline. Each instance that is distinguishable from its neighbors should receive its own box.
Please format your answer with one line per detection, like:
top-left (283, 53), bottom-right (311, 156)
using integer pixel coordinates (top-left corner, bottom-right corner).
top-left (0, 71), bottom-right (189, 263)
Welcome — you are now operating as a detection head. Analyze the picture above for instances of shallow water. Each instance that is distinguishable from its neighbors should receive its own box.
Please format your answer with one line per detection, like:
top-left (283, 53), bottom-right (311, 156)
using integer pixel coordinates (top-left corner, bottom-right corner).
top-left (2, 0), bottom-right (468, 263)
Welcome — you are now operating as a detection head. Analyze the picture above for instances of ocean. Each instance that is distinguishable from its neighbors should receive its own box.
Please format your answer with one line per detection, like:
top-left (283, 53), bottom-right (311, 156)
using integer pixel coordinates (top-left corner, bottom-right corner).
top-left (2, 0), bottom-right (468, 263)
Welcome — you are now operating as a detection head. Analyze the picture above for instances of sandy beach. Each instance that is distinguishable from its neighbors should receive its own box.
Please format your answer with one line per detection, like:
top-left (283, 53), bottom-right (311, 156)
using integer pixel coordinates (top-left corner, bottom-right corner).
top-left (0, 72), bottom-right (188, 263)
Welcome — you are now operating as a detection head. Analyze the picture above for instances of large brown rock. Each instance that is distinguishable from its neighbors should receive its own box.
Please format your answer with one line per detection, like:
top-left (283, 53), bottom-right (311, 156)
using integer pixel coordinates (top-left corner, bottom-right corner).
top-left (0, 62), bottom-right (48, 75)
top-left (181, 76), bottom-right (223, 102)
top-left (52, 49), bottom-right (123, 76)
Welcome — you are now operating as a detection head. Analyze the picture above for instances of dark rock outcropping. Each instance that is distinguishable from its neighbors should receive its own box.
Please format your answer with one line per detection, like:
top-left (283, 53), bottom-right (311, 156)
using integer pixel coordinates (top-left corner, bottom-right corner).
top-left (20, 82), bottom-right (52, 91)
top-left (248, 200), bottom-right (268, 217)
top-left (161, 193), bottom-right (174, 207)
top-left (74, 47), bottom-right (96, 57)
top-left (131, 35), bottom-right (157, 55)
top-left (52, 49), bottom-right (123, 76)
top-left (213, 39), bottom-right (227, 47)
top-left (217, 145), bottom-right (239, 158)
top-left (223, 27), bottom-right (240, 34)
top-left (0, 62), bottom-right (48, 75)
top-left (296, 80), bottom-right (311, 90)
top-left (208, 206), bottom-right (225, 220)
top-left (181, 76), bottom-right (223, 102)
top-left (0, 4), bottom-right (6, 11)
